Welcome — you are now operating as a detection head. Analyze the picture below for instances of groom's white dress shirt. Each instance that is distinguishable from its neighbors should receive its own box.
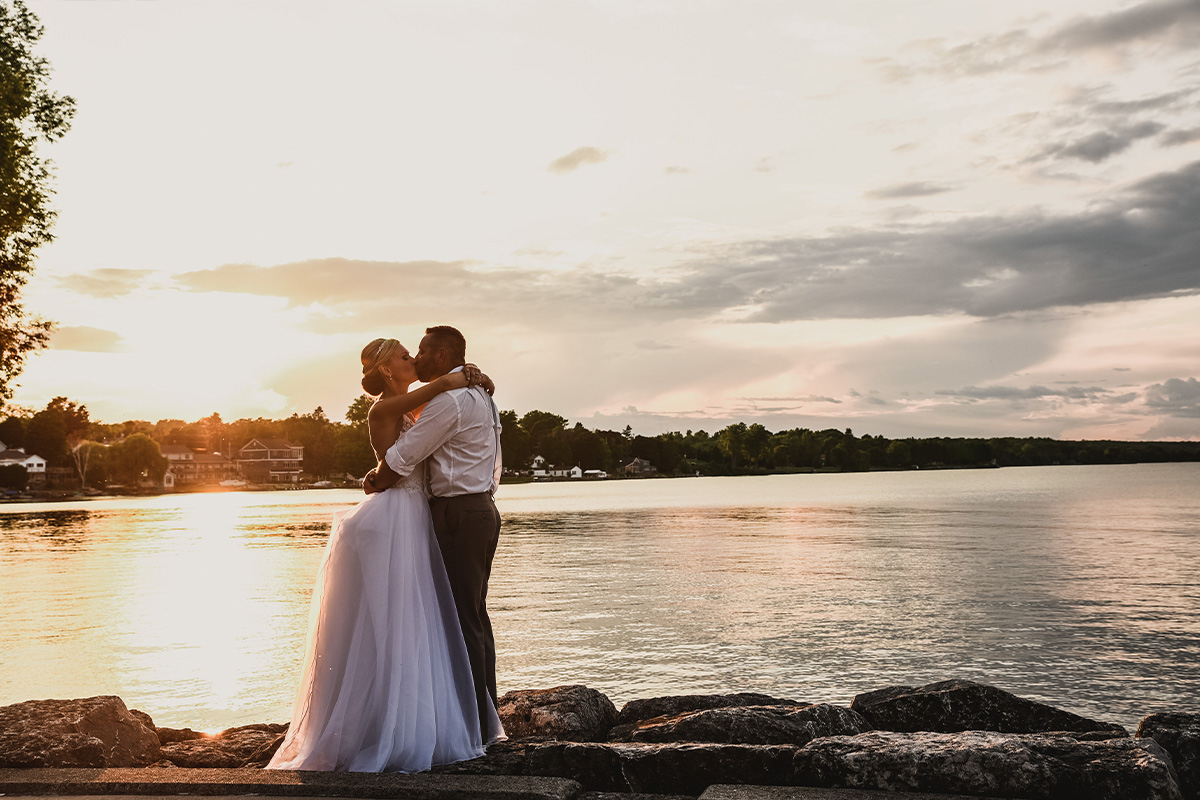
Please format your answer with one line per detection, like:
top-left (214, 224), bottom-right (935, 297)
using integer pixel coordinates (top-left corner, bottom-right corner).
top-left (384, 367), bottom-right (502, 497)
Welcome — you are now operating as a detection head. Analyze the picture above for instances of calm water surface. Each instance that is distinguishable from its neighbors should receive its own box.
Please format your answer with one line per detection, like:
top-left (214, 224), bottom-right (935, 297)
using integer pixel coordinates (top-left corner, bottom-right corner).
top-left (1, 463), bottom-right (1197, 731)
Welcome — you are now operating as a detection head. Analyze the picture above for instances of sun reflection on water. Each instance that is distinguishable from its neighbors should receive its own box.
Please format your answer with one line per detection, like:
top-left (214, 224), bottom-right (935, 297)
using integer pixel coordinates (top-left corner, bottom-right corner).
top-left (2, 467), bottom-right (1199, 732)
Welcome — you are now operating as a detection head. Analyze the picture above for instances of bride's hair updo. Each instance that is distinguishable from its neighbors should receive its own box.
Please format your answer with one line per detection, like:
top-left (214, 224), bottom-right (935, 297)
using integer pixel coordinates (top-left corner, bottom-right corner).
top-left (360, 338), bottom-right (400, 396)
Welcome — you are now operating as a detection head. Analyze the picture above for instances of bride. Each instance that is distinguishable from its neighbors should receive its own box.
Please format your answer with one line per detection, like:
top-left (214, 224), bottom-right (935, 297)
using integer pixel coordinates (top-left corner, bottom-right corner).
top-left (268, 337), bottom-right (502, 772)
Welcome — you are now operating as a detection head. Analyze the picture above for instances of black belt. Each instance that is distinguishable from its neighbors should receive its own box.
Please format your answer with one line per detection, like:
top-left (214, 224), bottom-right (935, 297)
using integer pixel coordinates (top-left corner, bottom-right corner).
top-left (430, 491), bottom-right (494, 501)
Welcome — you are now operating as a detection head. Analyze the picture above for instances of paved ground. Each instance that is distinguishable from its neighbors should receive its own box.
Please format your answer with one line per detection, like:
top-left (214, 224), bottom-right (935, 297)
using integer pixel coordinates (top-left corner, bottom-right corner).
top-left (0, 768), bottom-right (575, 800)
top-left (0, 769), bottom-right (1014, 800)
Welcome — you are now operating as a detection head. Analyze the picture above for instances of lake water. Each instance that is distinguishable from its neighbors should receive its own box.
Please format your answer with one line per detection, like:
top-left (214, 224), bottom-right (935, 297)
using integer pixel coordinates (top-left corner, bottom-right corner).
top-left (1, 463), bottom-right (1197, 732)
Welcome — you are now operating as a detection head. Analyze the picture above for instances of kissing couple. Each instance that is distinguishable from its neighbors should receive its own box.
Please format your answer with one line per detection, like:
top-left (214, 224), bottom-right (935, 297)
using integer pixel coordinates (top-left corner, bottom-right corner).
top-left (268, 325), bottom-right (505, 772)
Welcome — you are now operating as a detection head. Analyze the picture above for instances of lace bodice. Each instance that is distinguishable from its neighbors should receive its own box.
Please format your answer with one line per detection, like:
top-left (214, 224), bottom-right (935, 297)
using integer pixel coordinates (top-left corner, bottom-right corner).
top-left (388, 413), bottom-right (429, 497)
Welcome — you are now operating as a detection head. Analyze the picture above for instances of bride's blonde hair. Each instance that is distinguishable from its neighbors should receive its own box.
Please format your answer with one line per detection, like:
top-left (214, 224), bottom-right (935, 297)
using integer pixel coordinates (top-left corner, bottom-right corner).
top-left (360, 338), bottom-right (400, 396)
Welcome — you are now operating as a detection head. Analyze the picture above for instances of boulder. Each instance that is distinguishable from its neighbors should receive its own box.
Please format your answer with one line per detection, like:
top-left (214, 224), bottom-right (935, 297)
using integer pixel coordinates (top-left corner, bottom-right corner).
top-left (0, 696), bottom-right (161, 768)
top-left (616, 743), bottom-right (799, 795)
top-left (526, 742), bottom-right (628, 792)
top-left (128, 709), bottom-right (156, 732)
top-left (616, 692), bottom-right (803, 726)
top-left (431, 739), bottom-right (534, 776)
top-left (156, 726), bottom-right (207, 744)
top-left (526, 742), bottom-right (797, 795)
top-left (794, 730), bottom-right (1181, 800)
top-left (851, 679), bottom-right (1127, 736)
top-left (498, 685), bottom-right (618, 742)
top-left (1139, 713), bottom-right (1200, 800)
top-left (611, 703), bottom-right (867, 746)
top-left (157, 723), bottom-right (287, 768)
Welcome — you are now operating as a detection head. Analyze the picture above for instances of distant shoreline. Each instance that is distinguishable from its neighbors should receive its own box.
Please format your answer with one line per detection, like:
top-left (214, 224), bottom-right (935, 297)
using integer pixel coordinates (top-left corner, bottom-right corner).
top-left (3, 459), bottom-right (1197, 506)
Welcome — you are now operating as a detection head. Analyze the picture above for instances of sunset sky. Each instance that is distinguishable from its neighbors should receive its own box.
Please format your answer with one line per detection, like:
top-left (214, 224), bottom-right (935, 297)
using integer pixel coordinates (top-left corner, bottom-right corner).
top-left (13, 0), bottom-right (1200, 439)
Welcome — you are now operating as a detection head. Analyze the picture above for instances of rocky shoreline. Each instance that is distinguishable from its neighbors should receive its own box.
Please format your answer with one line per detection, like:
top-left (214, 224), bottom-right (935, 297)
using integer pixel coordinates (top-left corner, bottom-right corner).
top-left (1, 680), bottom-right (1196, 799)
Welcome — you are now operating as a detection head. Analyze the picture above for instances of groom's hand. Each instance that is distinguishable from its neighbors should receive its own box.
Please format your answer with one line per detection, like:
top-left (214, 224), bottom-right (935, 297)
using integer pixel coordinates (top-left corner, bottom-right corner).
top-left (365, 460), bottom-right (402, 494)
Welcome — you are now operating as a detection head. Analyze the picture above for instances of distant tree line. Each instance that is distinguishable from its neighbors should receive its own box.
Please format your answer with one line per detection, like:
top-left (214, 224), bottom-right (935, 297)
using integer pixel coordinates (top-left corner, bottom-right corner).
top-left (498, 414), bottom-right (1200, 475)
top-left (3, 397), bottom-right (1199, 491)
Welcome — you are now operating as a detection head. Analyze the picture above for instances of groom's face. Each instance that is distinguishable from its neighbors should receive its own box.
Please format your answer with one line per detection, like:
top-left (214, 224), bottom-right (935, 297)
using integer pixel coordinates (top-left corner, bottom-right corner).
top-left (414, 334), bottom-right (445, 382)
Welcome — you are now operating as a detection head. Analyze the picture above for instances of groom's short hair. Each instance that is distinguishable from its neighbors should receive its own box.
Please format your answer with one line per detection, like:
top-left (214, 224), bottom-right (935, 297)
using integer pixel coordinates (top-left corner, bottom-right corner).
top-left (425, 325), bottom-right (466, 363)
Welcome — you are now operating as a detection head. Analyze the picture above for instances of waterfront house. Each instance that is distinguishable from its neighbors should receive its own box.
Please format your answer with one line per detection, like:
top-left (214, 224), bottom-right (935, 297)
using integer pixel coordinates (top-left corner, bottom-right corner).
top-left (622, 457), bottom-right (657, 476)
top-left (0, 447), bottom-right (48, 485)
top-left (161, 444), bottom-right (238, 485)
top-left (236, 438), bottom-right (304, 484)
top-left (160, 444), bottom-right (196, 483)
top-left (531, 455), bottom-right (585, 479)
top-left (194, 452), bottom-right (237, 483)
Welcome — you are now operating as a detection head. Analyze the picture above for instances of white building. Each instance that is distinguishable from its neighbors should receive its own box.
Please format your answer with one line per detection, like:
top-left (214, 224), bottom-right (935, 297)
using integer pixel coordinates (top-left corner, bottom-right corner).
top-left (0, 448), bottom-right (48, 476)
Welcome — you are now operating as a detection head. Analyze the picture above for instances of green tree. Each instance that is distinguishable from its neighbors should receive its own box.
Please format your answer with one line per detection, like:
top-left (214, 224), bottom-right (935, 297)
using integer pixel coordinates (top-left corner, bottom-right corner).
top-left (519, 410), bottom-right (568, 464)
top-left (886, 439), bottom-right (912, 467)
top-left (45, 396), bottom-right (92, 485)
top-left (332, 423), bottom-right (375, 478)
top-left (566, 422), bottom-right (610, 470)
top-left (0, 1), bottom-right (74, 404)
top-left (716, 422), bottom-right (748, 469)
top-left (284, 407), bottom-right (335, 479)
top-left (24, 404), bottom-right (66, 463)
top-left (499, 409), bottom-right (532, 471)
top-left (744, 423), bottom-right (771, 466)
top-left (0, 462), bottom-right (26, 489)
top-left (109, 433), bottom-right (166, 484)
top-left (346, 395), bottom-right (372, 426)
top-left (0, 413), bottom-right (25, 447)
top-left (519, 410), bottom-right (567, 440)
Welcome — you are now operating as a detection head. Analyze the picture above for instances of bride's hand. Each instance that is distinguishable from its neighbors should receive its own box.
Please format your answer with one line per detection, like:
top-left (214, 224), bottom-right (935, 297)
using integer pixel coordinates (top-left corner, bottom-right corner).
top-left (463, 364), bottom-right (495, 396)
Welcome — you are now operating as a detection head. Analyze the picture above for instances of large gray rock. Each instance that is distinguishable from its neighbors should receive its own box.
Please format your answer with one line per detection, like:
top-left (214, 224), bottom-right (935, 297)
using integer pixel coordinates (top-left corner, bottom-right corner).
top-left (431, 739), bottom-right (534, 776)
top-left (155, 726), bottom-right (207, 744)
top-left (851, 680), bottom-right (1127, 736)
top-left (1139, 713), bottom-right (1200, 800)
top-left (794, 730), bottom-right (1181, 799)
top-left (617, 743), bottom-right (800, 795)
top-left (0, 696), bottom-right (161, 768)
top-left (498, 685), bottom-right (618, 742)
top-left (526, 742), bottom-right (628, 791)
top-left (616, 692), bottom-right (803, 726)
top-left (527, 742), bottom-right (797, 795)
top-left (157, 723), bottom-right (287, 768)
top-left (611, 703), bottom-right (867, 746)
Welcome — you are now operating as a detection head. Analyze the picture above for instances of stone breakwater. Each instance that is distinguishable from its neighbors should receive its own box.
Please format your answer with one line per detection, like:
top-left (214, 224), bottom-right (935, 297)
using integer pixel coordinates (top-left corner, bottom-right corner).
top-left (1, 680), bottom-right (1196, 799)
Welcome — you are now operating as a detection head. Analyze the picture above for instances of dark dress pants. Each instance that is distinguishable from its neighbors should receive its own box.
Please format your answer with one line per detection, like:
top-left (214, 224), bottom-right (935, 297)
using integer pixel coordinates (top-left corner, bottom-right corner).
top-left (429, 492), bottom-right (501, 736)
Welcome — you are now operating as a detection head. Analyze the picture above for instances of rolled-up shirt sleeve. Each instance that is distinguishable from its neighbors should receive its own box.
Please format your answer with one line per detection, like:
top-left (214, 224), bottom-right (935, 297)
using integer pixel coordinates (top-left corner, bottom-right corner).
top-left (384, 392), bottom-right (459, 477)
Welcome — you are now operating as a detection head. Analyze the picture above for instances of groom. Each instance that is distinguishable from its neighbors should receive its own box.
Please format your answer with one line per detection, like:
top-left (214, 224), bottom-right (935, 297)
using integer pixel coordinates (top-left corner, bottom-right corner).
top-left (364, 325), bottom-right (503, 738)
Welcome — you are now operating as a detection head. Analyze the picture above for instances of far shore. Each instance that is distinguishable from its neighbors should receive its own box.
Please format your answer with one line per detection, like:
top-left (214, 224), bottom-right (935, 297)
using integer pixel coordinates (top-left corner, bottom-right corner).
top-left (4, 459), bottom-right (1195, 506)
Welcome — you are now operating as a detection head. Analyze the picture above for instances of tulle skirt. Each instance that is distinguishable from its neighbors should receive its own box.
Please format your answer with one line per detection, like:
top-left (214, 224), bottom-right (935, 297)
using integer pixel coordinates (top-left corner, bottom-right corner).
top-left (267, 485), bottom-right (490, 772)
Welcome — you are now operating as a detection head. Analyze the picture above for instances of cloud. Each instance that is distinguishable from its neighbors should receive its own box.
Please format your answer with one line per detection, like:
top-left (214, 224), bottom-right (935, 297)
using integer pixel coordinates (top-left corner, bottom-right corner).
top-left (668, 159), bottom-right (1200, 321)
top-left (937, 384), bottom-right (1113, 401)
top-left (877, 0), bottom-right (1200, 81)
top-left (57, 269), bottom-right (151, 298)
top-left (1037, 0), bottom-right (1200, 53)
top-left (1162, 127), bottom-right (1200, 146)
top-left (744, 395), bottom-right (842, 404)
top-left (547, 146), bottom-right (608, 174)
top-left (49, 326), bottom-right (125, 353)
top-left (176, 160), bottom-right (1200, 328)
top-left (1079, 88), bottom-right (1196, 116)
top-left (865, 182), bottom-right (956, 199)
top-left (1145, 376), bottom-right (1200, 417)
top-left (1037, 121), bottom-right (1166, 163)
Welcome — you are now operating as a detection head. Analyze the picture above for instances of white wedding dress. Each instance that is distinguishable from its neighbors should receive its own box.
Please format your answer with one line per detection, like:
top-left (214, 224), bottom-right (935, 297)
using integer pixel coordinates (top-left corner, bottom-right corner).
top-left (268, 416), bottom-right (500, 772)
